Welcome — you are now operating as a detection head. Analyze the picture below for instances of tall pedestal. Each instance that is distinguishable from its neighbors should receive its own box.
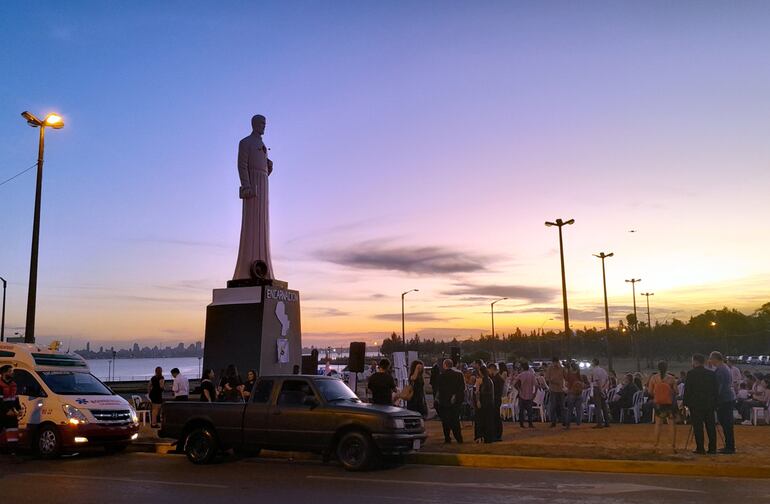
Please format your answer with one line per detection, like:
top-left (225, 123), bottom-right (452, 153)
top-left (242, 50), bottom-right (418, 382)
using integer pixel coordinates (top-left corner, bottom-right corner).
top-left (203, 283), bottom-right (301, 379)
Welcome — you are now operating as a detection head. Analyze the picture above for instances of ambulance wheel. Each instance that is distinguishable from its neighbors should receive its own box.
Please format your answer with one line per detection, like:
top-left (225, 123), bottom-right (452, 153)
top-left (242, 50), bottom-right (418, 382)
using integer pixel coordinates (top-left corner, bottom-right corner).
top-left (37, 425), bottom-right (62, 459)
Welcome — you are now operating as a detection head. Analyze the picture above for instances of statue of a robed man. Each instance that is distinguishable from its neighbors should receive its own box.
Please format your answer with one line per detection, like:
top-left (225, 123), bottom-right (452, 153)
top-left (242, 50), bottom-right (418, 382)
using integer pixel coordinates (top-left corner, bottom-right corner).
top-left (233, 114), bottom-right (275, 280)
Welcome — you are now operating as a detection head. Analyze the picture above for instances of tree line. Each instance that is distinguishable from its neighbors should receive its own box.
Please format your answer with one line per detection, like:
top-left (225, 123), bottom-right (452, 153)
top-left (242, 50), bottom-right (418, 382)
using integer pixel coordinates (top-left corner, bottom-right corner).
top-left (378, 302), bottom-right (770, 365)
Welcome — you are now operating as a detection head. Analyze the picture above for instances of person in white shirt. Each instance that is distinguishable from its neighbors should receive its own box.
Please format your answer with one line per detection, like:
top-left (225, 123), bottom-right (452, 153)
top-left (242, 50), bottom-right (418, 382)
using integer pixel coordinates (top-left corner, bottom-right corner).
top-left (589, 359), bottom-right (611, 428)
top-left (171, 368), bottom-right (189, 401)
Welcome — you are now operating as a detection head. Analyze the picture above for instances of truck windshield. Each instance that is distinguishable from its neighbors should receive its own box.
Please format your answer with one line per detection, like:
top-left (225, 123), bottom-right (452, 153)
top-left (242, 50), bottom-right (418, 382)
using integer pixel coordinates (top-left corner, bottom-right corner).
top-left (38, 371), bottom-right (113, 396)
top-left (316, 379), bottom-right (360, 403)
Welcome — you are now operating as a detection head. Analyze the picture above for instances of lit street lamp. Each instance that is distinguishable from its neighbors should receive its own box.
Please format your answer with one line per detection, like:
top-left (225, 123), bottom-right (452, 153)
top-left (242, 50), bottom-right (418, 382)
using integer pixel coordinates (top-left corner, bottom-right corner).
top-left (490, 297), bottom-right (507, 361)
top-left (21, 110), bottom-right (65, 344)
top-left (593, 252), bottom-right (614, 372)
top-left (0, 276), bottom-right (6, 342)
top-left (401, 289), bottom-right (419, 353)
top-left (545, 218), bottom-right (575, 359)
top-left (625, 278), bottom-right (641, 371)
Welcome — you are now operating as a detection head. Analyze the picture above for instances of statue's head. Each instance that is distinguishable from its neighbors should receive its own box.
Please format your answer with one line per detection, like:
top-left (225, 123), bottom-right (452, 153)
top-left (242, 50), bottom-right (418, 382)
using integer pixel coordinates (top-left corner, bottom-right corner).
top-left (251, 114), bottom-right (266, 135)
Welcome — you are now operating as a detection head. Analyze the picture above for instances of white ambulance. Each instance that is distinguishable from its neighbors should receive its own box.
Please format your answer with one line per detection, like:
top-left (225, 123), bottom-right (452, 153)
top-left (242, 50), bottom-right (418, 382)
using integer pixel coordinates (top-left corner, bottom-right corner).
top-left (0, 341), bottom-right (139, 457)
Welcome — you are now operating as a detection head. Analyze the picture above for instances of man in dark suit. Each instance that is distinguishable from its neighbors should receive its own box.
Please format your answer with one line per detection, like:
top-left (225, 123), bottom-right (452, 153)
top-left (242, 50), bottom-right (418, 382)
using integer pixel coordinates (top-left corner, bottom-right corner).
top-left (683, 353), bottom-right (718, 454)
top-left (488, 363), bottom-right (505, 441)
top-left (436, 359), bottom-right (465, 443)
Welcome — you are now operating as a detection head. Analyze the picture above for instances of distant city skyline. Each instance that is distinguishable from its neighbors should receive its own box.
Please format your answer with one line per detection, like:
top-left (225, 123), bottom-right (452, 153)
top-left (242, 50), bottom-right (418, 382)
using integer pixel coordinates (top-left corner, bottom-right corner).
top-left (2, 2), bottom-right (769, 348)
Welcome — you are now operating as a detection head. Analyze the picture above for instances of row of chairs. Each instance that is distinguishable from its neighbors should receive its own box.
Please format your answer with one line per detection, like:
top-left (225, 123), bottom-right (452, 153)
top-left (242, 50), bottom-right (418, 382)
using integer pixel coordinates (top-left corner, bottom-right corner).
top-left (499, 387), bottom-right (645, 424)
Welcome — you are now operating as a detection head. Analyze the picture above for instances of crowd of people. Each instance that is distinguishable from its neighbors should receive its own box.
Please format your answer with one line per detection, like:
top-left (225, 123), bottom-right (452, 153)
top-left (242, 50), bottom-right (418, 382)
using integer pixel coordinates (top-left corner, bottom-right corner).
top-left (365, 350), bottom-right (768, 454)
top-left (145, 364), bottom-right (258, 427)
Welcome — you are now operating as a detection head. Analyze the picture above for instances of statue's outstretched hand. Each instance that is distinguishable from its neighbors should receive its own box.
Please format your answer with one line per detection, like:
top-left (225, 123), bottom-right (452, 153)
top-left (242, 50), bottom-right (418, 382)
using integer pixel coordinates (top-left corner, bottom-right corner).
top-left (267, 158), bottom-right (273, 175)
top-left (239, 185), bottom-right (255, 199)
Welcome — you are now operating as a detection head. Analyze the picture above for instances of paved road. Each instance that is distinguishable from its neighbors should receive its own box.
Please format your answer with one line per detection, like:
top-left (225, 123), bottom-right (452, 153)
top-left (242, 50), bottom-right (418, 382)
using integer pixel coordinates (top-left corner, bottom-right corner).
top-left (2, 452), bottom-right (769, 504)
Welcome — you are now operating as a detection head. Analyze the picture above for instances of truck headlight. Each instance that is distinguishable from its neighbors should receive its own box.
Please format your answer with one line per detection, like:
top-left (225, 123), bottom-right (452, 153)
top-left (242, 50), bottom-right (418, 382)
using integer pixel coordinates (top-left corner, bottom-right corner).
top-left (390, 418), bottom-right (405, 430)
top-left (62, 404), bottom-right (88, 425)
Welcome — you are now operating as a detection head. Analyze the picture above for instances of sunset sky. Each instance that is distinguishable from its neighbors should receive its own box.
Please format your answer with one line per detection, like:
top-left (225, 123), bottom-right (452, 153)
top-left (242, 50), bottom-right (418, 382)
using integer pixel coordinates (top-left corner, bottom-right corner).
top-left (1, 2), bottom-right (769, 349)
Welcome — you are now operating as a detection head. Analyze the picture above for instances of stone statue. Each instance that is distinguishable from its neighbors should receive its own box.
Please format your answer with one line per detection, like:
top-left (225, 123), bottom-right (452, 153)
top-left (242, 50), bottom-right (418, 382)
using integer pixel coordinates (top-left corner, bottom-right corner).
top-left (233, 114), bottom-right (275, 280)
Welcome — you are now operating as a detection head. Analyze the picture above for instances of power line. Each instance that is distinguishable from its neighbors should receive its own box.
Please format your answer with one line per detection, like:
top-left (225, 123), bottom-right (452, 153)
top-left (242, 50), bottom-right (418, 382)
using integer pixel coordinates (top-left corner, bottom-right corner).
top-left (0, 162), bottom-right (37, 188)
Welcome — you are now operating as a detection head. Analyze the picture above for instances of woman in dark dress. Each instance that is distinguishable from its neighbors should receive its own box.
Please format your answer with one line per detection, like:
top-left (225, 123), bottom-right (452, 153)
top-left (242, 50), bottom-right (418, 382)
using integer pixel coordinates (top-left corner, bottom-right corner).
top-left (200, 369), bottom-right (216, 402)
top-left (406, 360), bottom-right (428, 417)
top-left (147, 367), bottom-right (164, 427)
top-left (474, 365), bottom-right (496, 443)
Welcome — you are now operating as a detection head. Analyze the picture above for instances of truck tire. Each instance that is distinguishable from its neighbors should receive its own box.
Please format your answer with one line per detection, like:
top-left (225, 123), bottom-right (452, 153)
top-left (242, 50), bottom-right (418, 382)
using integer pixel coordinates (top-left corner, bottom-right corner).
top-left (185, 427), bottom-right (218, 464)
top-left (37, 425), bottom-right (62, 459)
top-left (336, 431), bottom-right (375, 471)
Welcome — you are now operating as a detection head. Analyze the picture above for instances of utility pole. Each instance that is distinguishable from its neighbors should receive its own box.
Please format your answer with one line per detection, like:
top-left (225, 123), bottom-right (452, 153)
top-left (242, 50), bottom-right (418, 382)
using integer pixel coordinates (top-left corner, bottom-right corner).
top-left (625, 278), bottom-right (641, 371)
top-left (545, 218), bottom-right (575, 360)
top-left (641, 292), bottom-right (654, 367)
top-left (490, 297), bottom-right (507, 362)
top-left (593, 252), bottom-right (614, 372)
top-left (0, 276), bottom-right (6, 342)
top-left (401, 289), bottom-right (419, 354)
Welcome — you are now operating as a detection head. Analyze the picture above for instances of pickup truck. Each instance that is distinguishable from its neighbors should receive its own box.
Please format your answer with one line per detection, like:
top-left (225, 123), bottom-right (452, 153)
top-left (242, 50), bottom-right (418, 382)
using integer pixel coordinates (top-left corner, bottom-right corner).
top-left (160, 375), bottom-right (427, 471)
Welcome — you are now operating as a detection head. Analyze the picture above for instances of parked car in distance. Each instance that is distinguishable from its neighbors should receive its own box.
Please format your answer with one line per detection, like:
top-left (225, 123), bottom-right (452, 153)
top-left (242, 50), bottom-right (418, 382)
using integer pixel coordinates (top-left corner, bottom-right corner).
top-left (160, 375), bottom-right (427, 471)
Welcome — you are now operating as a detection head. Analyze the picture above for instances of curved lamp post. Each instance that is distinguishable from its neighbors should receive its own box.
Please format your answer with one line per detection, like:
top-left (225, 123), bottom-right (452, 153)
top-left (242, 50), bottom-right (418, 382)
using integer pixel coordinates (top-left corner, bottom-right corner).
top-left (21, 111), bottom-right (64, 343)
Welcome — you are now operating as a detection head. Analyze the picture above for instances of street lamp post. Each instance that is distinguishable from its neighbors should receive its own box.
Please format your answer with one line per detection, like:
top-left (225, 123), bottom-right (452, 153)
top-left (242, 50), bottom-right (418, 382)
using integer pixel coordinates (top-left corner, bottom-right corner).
top-left (545, 218), bottom-right (575, 360)
top-left (538, 317), bottom-right (554, 358)
top-left (641, 292), bottom-right (654, 367)
top-left (20, 111), bottom-right (64, 344)
top-left (401, 289), bottom-right (419, 353)
top-left (0, 276), bottom-right (6, 342)
top-left (490, 297), bottom-right (507, 362)
top-left (625, 278), bottom-right (642, 371)
top-left (593, 252), bottom-right (614, 372)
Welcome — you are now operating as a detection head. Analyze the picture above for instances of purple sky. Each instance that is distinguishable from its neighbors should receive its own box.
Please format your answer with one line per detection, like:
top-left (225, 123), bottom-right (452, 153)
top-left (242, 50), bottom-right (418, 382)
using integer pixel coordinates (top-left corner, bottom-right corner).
top-left (1, 2), bottom-right (769, 348)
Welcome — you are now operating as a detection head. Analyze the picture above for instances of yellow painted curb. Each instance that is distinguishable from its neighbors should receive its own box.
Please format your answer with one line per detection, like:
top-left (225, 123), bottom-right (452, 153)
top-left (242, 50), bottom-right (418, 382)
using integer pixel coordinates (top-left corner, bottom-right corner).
top-left (406, 452), bottom-right (770, 479)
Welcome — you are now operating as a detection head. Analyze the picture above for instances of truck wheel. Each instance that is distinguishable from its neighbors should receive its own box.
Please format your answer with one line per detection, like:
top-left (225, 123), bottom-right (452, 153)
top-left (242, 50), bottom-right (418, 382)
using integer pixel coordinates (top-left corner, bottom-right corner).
top-left (336, 431), bottom-right (374, 471)
top-left (185, 427), bottom-right (218, 464)
top-left (37, 425), bottom-right (62, 459)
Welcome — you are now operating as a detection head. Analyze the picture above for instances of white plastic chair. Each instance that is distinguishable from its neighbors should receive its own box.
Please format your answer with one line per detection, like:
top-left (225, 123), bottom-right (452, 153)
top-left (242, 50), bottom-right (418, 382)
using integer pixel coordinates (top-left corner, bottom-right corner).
top-left (619, 391), bottom-right (643, 424)
top-left (582, 388), bottom-right (594, 423)
top-left (751, 397), bottom-right (770, 426)
top-left (533, 389), bottom-right (548, 423)
top-left (131, 394), bottom-right (151, 425)
top-left (500, 392), bottom-right (515, 421)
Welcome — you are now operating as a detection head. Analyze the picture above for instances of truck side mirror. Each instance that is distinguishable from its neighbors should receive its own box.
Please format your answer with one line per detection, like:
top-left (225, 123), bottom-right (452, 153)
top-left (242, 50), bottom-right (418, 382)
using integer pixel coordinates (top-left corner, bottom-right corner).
top-left (303, 396), bottom-right (319, 409)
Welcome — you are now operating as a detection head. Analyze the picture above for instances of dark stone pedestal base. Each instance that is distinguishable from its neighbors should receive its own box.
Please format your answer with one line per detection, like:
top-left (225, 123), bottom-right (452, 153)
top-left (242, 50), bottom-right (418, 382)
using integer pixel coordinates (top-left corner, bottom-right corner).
top-left (202, 283), bottom-right (301, 380)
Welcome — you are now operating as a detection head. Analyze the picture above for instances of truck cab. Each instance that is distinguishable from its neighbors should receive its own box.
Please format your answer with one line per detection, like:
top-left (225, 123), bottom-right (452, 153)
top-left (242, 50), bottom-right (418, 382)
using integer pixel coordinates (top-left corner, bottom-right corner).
top-left (0, 342), bottom-right (140, 457)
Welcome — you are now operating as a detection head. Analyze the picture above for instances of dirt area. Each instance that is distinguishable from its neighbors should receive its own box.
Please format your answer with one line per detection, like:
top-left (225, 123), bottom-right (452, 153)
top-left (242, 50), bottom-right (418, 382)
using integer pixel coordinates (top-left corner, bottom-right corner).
top-left (423, 419), bottom-right (770, 466)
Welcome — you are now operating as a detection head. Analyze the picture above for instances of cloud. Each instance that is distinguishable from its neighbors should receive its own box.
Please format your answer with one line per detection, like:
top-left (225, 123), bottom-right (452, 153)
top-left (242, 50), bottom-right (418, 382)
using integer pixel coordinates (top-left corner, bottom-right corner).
top-left (443, 283), bottom-right (559, 303)
top-left (319, 242), bottom-right (495, 275)
top-left (373, 312), bottom-right (455, 322)
top-left (307, 307), bottom-right (351, 317)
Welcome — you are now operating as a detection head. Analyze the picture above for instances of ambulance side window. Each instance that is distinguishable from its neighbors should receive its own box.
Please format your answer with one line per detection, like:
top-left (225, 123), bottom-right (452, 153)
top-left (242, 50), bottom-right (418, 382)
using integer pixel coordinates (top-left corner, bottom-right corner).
top-left (13, 370), bottom-right (45, 398)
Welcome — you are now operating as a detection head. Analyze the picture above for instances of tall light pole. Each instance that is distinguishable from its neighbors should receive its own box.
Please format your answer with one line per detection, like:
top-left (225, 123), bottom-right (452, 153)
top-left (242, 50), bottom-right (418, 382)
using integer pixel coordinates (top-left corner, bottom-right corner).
top-left (625, 278), bottom-right (641, 371)
top-left (538, 317), bottom-right (554, 358)
top-left (21, 111), bottom-right (64, 344)
top-left (593, 252), bottom-right (614, 372)
top-left (641, 292), bottom-right (654, 367)
top-left (641, 292), bottom-right (654, 330)
top-left (0, 276), bottom-right (6, 342)
top-left (401, 289), bottom-right (419, 353)
top-left (545, 218), bottom-right (575, 359)
top-left (490, 297), bottom-right (507, 361)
